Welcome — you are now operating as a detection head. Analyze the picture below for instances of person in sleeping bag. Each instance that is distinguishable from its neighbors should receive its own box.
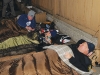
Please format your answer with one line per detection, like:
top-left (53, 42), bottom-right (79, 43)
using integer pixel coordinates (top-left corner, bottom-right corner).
top-left (43, 29), bottom-right (71, 44)
top-left (65, 39), bottom-right (95, 72)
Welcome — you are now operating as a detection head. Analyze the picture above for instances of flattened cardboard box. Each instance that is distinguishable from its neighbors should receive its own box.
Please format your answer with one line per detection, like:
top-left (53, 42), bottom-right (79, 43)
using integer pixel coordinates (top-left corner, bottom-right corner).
top-left (35, 12), bottom-right (46, 23)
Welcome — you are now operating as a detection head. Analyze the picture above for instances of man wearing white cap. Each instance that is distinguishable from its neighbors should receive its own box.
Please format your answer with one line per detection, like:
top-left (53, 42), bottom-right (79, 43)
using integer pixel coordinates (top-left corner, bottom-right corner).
top-left (17, 10), bottom-right (36, 32)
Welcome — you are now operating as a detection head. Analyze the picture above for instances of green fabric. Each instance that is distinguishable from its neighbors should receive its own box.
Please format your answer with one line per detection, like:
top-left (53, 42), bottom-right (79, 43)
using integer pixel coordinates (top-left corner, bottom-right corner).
top-left (0, 35), bottom-right (39, 50)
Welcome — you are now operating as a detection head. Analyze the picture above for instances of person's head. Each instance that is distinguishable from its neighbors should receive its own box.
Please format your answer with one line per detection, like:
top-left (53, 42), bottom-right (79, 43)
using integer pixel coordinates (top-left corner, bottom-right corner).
top-left (44, 31), bottom-right (51, 37)
top-left (27, 10), bottom-right (36, 20)
top-left (77, 39), bottom-right (95, 56)
top-left (44, 29), bottom-right (57, 37)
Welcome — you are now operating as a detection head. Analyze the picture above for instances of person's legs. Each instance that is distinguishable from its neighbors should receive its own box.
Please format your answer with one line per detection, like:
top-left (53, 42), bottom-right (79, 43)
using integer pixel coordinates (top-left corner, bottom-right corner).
top-left (9, 0), bottom-right (16, 16)
top-left (2, 0), bottom-right (8, 17)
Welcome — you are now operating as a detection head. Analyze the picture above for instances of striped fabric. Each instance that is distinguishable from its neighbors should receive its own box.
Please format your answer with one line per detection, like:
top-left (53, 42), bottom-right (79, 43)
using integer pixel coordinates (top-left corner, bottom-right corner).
top-left (43, 45), bottom-right (93, 75)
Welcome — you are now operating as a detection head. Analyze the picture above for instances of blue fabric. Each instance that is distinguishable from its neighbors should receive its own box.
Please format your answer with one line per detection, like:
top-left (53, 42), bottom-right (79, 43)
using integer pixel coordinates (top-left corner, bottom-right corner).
top-left (50, 30), bottom-right (57, 37)
top-left (17, 14), bottom-right (36, 28)
top-left (87, 42), bottom-right (95, 53)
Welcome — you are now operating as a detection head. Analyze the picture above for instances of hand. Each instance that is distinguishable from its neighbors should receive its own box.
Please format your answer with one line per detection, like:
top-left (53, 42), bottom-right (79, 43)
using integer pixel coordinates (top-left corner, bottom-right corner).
top-left (26, 26), bottom-right (35, 31)
top-left (45, 31), bottom-right (51, 37)
top-left (45, 36), bottom-right (51, 44)
top-left (64, 52), bottom-right (72, 59)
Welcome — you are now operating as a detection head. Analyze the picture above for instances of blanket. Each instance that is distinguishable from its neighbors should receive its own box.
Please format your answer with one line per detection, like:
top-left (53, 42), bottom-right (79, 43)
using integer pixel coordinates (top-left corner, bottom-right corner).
top-left (0, 35), bottom-right (39, 50)
top-left (0, 18), bottom-right (28, 42)
top-left (0, 18), bottom-right (39, 57)
top-left (0, 44), bottom-right (37, 57)
top-left (0, 50), bottom-right (80, 75)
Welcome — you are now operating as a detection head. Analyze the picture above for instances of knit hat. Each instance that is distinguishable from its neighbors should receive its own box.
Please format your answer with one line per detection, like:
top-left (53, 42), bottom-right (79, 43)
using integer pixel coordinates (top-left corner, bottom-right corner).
top-left (50, 30), bottom-right (57, 37)
top-left (87, 42), bottom-right (95, 53)
top-left (28, 10), bottom-right (36, 18)
top-left (76, 39), bottom-right (95, 53)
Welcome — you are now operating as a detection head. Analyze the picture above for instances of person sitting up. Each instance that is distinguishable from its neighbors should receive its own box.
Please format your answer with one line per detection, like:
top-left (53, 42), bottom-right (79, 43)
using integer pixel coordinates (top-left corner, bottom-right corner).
top-left (65, 39), bottom-right (95, 72)
top-left (17, 10), bottom-right (36, 32)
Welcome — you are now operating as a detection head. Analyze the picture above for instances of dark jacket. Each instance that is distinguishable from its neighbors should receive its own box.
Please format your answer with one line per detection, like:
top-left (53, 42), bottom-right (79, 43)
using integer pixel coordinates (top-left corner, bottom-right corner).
top-left (68, 44), bottom-right (92, 72)
top-left (17, 14), bottom-right (36, 28)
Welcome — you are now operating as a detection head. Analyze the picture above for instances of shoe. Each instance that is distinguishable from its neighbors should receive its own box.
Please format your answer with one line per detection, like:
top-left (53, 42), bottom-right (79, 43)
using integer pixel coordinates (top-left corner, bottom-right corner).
top-left (95, 61), bottom-right (100, 67)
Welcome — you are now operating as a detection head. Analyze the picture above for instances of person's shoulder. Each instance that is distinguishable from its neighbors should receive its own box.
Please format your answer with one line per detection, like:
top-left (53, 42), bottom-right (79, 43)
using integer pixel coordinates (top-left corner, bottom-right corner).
top-left (68, 44), bottom-right (77, 49)
top-left (20, 14), bottom-right (27, 17)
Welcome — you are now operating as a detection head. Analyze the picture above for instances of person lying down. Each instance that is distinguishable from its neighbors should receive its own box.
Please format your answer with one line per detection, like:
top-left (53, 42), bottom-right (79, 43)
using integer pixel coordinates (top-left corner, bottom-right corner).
top-left (0, 39), bottom-right (95, 75)
top-left (0, 32), bottom-right (39, 50)
top-left (0, 49), bottom-right (80, 75)
top-left (43, 39), bottom-right (95, 75)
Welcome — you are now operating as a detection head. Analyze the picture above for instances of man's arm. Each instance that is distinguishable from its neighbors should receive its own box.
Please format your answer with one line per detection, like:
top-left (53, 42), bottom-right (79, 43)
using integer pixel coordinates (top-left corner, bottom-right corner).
top-left (31, 17), bottom-right (36, 28)
top-left (17, 14), bottom-right (27, 28)
top-left (65, 52), bottom-right (89, 72)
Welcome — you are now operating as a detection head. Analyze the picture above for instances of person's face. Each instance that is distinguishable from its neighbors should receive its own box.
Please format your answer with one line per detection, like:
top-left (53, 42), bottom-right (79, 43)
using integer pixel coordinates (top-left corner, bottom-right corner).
top-left (28, 16), bottom-right (33, 20)
top-left (78, 42), bottom-right (89, 55)
top-left (45, 31), bottom-right (51, 37)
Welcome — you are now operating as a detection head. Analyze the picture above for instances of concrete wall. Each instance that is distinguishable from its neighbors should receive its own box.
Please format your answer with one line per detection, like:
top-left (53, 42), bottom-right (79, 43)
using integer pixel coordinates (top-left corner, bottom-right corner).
top-left (47, 14), bottom-right (97, 46)
top-left (32, 7), bottom-right (97, 46)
